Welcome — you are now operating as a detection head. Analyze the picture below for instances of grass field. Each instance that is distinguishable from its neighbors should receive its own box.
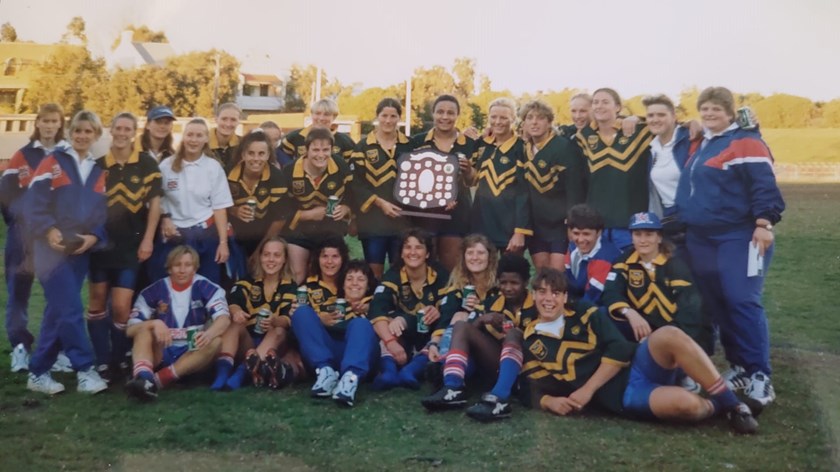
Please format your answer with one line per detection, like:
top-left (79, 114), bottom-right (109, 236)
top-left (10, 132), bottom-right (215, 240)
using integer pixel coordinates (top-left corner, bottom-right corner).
top-left (0, 183), bottom-right (838, 471)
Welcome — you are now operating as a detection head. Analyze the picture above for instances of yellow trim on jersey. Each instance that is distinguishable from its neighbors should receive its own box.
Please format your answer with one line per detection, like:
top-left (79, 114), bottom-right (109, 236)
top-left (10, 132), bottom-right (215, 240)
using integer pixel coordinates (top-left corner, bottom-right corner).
top-left (209, 129), bottom-right (240, 149)
top-left (104, 148), bottom-right (141, 168)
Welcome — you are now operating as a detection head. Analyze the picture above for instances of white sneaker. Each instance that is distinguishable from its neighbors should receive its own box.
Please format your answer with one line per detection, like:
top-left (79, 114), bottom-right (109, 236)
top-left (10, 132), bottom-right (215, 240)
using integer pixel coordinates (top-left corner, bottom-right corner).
top-left (51, 352), bottom-right (73, 373)
top-left (77, 367), bottom-right (108, 394)
top-left (332, 371), bottom-right (359, 407)
top-left (310, 366), bottom-right (339, 398)
top-left (722, 365), bottom-right (750, 392)
top-left (745, 372), bottom-right (776, 416)
top-left (27, 372), bottom-right (65, 395)
top-left (11, 343), bottom-right (29, 373)
top-left (680, 375), bottom-right (703, 394)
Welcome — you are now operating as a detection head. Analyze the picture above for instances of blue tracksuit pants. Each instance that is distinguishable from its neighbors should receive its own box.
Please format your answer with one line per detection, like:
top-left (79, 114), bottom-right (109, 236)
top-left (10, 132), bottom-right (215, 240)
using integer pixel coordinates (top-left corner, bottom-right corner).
top-left (291, 305), bottom-right (378, 378)
top-left (4, 220), bottom-right (35, 350)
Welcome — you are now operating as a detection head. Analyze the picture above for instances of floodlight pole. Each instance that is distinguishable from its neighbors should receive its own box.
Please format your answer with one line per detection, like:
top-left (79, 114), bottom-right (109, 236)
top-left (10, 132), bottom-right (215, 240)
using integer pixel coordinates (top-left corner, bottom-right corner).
top-left (405, 77), bottom-right (412, 136)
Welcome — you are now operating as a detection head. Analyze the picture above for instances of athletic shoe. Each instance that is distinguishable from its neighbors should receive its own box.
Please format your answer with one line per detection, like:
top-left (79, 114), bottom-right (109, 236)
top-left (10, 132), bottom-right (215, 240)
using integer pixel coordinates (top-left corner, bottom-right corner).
top-left (11, 343), bottom-right (29, 373)
top-left (465, 393), bottom-right (512, 422)
top-left (96, 364), bottom-right (113, 384)
top-left (421, 386), bottom-right (467, 411)
top-left (51, 352), bottom-right (73, 373)
top-left (744, 372), bottom-right (776, 416)
top-left (680, 376), bottom-right (702, 394)
top-left (332, 371), bottom-right (359, 407)
top-left (721, 365), bottom-right (749, 392)
top-left (424, 362), bottom-right (443, 389)
top-left (77, 367), bottom-right (108, 394)
top-left (310, 366), bottom-right (339, 398)
top-left (263, 354), bottom-right (294, 390)
top-left (727, 402), bottom-right (759, 435)
top-left (246, 352), bottom-right (264, 387)
top-left (125, 377), bottom-right (159, 402)
top-left (27, 372), bottom-right (65, 395)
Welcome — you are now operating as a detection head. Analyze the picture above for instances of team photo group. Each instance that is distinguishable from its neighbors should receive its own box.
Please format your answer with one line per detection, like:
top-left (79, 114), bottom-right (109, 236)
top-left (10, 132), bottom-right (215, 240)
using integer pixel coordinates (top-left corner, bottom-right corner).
top-left (0, 85), bottom-right (784, 436)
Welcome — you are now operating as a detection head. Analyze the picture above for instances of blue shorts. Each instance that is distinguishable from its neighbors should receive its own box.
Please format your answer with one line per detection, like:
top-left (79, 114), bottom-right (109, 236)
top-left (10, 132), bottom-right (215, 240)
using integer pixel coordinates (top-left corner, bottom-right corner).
top-left (89, 266), bottom-right (139, 289)
top-left (622, 339), bottom-right (678, 419)
top-left (527, 236), bottom-right (568, 255)
top-left (361, 236), bottom-right (402, 265)
top-left (160, 344), bottom-right (190, 368)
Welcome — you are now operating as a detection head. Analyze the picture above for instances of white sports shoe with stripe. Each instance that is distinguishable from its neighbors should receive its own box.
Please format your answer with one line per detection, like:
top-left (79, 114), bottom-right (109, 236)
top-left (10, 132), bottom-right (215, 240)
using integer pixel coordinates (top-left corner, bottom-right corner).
top-left (722, 365), bottom-right (750, 392)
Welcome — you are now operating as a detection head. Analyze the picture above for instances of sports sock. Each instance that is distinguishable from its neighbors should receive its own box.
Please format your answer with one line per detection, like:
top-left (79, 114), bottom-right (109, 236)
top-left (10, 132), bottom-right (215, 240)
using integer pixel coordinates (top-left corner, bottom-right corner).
top-left (398, 353), bottom-right (428, 389)
top-left (132, 360), bottom-right (155, 382)
top-left (86, 310), bottom-right (111, 366)
top-left (490, 343), bottom-right (524, 400)
top-left (442, 349), bottom-right (468, 389)
top-left (704, 376), bottom-right (740, 413)
top-left (211, 352), bottom-right (234, 390)
top-left (155, 365), bottom-right (179, 389)
top-left (226, 364), bottom-right (248, 390)
top-left (111, 321), bottom-right (131, 365)
top-left (373, 356), bottom-right (399, 391)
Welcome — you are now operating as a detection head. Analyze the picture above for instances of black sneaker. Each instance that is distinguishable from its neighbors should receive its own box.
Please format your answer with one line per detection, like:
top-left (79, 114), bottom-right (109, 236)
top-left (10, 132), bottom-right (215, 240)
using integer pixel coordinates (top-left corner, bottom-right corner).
top-left (246, 352), bottom-right (263, 387)
top-left (263, 354), bottom-right (295, 390)
top-left (466, 393), bottom-right (512, 422)
top-left (727, 402), bottom-right (759, 435)
top-left (424, 362), bottom-right (443, 389)
top-left (421, 386), bottom-right (467, 411)
top-left (125, 377), bottom-right (158, 402)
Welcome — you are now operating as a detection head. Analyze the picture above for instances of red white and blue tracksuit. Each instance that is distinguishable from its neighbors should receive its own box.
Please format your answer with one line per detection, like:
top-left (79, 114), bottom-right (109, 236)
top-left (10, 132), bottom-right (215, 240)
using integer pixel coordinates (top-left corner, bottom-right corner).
top-left (26, 147), bottom-right (108, 375)
top-left (564, 237), bottom-right (623, 305)
top-left (0, 141), bottom-right (61, 351)
top-left (676, 124), bottom-right (784, 376)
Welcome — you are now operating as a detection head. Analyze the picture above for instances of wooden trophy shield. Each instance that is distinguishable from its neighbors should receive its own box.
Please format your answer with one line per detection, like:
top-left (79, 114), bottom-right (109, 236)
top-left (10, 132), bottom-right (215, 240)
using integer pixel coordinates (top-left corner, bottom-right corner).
top-left (393, 149), bottom-right (459, 220)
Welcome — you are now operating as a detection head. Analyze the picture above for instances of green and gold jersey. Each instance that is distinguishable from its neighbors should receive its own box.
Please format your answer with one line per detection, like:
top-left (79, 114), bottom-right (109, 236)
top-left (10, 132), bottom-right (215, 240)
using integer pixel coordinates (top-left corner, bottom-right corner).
top-left (471, 135), bottom-right (531, 247)
top-left (370, 264), bottom-right (450, 347)
top-left (521, 301), bottom-right (636, 415)
top-left (209, 129), bottom-right (240, 171)
top-left (227, 162), bottom-right (284, 244)
top-left (281, 126), bottom-right (356, 162)
top-left (603, 251), bottom-right (705, 345)
top-left (92, 149), bottom-right (163, 269)
top-left (299, 275), bottom-right (367, 335)
top-left (576, 122), bottom-right (653, 228)
top-left (228, 276), bottom-right (297, 334)
top-left (480, 291), bottom-right (538, 340)
top-left (522, 130), bottom-right (586, 242)
top-left (350, 132), bottom-right (414, 238)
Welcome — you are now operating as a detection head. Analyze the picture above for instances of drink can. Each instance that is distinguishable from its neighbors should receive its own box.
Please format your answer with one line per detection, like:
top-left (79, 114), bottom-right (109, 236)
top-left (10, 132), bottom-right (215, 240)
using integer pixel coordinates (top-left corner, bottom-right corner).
top-left (502, 319), bottom-right (515, 333)
top-left (246, 198), bottom-right (257, 221)
top-left (326, 195), bottom-right (340, 217)
top-left (296, 287), bottom-right (308, 305)
top-left (335, 298), bottom-right (347, 321)
top-left (186, 326), bottom-right (201, 351)
top-left (736, 107), bottom-right (756, 129)
top-left (416, 308), bottom-right (429, 334)
top-left (462, 285), bottom-right (475, 309)
top-left (253, 307), bottom-right (271, 335)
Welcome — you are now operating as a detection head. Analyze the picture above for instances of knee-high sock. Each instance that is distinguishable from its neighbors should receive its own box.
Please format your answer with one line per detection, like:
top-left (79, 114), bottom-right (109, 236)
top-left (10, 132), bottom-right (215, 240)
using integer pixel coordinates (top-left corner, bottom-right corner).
top-left (443, 349), bottom-right (468, 389)
top-left (211, 352), bottom-right (234, 390)
top-left (490, 343), bottom-right (524, 401)
top-left (704, 376), bottom-right (740, 414)
top-left (86, 310), bottom-right (111, 366)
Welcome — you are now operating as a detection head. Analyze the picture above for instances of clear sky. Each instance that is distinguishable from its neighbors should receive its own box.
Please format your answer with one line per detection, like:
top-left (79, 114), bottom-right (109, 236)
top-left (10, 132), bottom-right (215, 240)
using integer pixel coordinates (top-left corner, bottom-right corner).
top-left (2, 0), bottom-right (839, 101)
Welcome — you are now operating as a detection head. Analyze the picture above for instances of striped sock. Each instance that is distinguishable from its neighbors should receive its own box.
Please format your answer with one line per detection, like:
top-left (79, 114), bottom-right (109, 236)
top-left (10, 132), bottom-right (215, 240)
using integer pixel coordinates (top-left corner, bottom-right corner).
top-left (443, 349), bottom-right (468, 389)
top-left (704, 376), bottom-right (740, 413)
top-left (133, 360), bottom-right (155, 382)
top-left (155, 365), bottom-right (179, 389)
top-left (490, 343), bottom-right (524, 400)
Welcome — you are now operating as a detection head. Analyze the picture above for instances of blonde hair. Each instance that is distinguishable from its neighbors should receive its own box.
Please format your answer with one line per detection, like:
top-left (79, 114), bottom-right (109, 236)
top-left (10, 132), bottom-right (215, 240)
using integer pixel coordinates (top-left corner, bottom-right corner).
top-left (166, 245), bottom-right (200, 272)
top-left (68, 110), bottom-right (103, 138)
top-left (445, 234), bottom-right (499, 293)
top-left (30, 103), bottom-right (65, 142)
top-left (216, 102), bottom-right (242, 118)
top-left (172, 118), bottom-right (212, 173)
top-left (488, 97), bottom-right (517, 117)
top-left (697, 86), bottom-right (736, 120)
top-left (310, 98), bottom-right (339, 116)
top-left (519, 100), bottom-right (555, 123)
top-left (570, 93), bottom-right (592, 105)
top-left (251, 236), bottom-right (296, 281)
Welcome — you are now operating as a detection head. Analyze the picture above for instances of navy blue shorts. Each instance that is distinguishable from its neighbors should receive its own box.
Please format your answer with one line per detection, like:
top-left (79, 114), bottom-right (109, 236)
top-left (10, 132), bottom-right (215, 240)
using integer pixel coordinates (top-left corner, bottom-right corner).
top-left (527, 236), bottom-right (568, 255)
top-left (160, 344), bottom-right (190, 368)
top-left (622, 339), bottom-right (678, 419)
top-left (361, 236), bottom-right (402, 265)
top-left (89, 266), bottom-right (139, 289)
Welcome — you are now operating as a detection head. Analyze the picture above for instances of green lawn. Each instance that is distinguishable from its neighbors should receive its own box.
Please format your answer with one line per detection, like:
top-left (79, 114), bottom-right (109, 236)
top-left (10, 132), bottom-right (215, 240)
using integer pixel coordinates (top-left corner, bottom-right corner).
top-left (0, 183), bottom-right (838, 471)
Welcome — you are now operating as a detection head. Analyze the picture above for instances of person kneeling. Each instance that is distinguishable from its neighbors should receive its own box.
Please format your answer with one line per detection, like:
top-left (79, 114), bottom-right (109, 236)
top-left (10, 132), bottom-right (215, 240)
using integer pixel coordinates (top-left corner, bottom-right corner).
top-left (125, 245), bottom-right (231, 401)
top-left (521, 268), bottom-right (758, 434)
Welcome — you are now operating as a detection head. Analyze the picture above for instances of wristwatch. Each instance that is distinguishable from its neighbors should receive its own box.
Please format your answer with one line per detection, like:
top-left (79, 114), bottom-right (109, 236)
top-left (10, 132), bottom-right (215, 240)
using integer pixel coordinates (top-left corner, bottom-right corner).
top-left (756, 222), bottom-right (773, 231)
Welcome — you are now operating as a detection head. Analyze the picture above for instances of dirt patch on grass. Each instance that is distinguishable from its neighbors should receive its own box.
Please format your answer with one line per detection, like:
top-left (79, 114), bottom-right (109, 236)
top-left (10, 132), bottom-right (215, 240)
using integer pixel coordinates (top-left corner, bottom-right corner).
top-left (791, 349), bottom-right (840, 468)
top-left (119, 451), bottom-right (316, 472)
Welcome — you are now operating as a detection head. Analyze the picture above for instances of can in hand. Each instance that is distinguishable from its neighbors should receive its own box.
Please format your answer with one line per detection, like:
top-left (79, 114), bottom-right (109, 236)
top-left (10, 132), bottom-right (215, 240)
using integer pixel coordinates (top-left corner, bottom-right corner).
top-left (736, 107), bottom-right (757, 130)
top-left (253, 307), bottom-right (271, 335)
top-left (335, 298), bottom-right (347, 321)
top-left (416, 308), bottom-right (429, 334)
top-left (462, 285), bottom-right (476, 309)
top-left (502, 319), bottom-right (515, 333)
top-left (246, 198), bottom-right (257, 222)
top-left (296, 287), bottom-right (308, 305)
top-left (326, 195), bottom-right (340, 217)
top-left (186, 326), bottom-right (201, 351)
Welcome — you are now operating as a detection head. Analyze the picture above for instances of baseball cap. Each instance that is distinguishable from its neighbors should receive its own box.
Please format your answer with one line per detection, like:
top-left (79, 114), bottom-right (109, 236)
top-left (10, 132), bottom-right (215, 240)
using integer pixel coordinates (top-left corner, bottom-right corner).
top-left (147, 106), bottom-right (175, 121)
top-left (628, 212), bottom-right (663, 231)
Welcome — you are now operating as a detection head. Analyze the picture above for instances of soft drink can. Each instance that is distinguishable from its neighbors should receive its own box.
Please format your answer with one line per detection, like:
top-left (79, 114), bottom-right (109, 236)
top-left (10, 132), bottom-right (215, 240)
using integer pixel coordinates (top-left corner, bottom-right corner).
top-left (502, 319), bottom-right (515, 333)
top-left (335, 298), bottom-right (347, 321)
top-left (296, 287), bottom-right (308, 305)
top-left (326, 195), bottom-right (340, 217)
top-left (736, 107), bottom-right (756, 129)
top-left (246, 198), bottom-right (257, 221)
top-left (462, 285), bottom-right (475, 309)
top-left (416, 308), bottom-right (429, 334)
top-left (186, 326), bottom-right (201, 351)
top-left (253, 307), bottom-right (271, 335)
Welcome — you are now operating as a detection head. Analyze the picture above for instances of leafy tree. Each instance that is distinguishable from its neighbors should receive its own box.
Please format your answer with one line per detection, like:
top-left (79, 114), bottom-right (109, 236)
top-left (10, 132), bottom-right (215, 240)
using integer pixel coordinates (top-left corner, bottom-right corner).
top-left (111, 25), bottom-right (169, 49)
top-left (284, 64), bottom-right (345, 113)
top-left (61, 16), bottom-right (87, 45)
top-left (1, 22), bottom-right (17, 42)
top-left (24, 45), bottom-right (107, 115)
top-left (752, 94), bottom-right (814, 128)
top-left (337, 85), bottom-right (404, 122)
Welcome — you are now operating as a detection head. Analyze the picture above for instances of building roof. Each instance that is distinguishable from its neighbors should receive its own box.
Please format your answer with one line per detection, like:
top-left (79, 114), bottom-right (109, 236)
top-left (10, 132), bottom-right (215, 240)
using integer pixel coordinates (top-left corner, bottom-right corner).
top-left (241, 73), bottom-right (282, 84)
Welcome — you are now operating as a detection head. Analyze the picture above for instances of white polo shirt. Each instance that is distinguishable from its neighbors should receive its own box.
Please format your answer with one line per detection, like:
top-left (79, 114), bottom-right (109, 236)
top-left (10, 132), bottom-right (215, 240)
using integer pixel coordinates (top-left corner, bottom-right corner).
top-left (649, 132), bottom-right (680, 208)
top-left (159, 154), bottom-right (233, 228)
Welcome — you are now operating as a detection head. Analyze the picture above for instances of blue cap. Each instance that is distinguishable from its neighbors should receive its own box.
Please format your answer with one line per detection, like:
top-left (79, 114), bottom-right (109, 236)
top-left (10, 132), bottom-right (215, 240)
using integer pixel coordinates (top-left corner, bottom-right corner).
top-left (147, 106), bottom-right (175, 121)
top-left (628, 212), bottom-right (663, 230)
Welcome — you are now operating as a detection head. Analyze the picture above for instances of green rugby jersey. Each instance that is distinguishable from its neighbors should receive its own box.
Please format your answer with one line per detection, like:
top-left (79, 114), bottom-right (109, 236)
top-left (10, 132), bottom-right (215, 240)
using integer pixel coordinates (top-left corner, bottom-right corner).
top-left (227, 162), bottom-right (284, 245)
top-left (522, 130), bottom-right (586, 242)
top-left (576, 122), bottom-right (653, 228)
top-left (350, 132), bottom-right (414, 238)
top-left (281, 126), bottom-right (355, 162)
top-left (471, 135), bottom-right (531, 248)
top-left (209, 129), bottom-right (240, 171)
top-left (480, 290), bottom-right (538, 340)
top-left (228, 276), bottom-right (298, 332)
